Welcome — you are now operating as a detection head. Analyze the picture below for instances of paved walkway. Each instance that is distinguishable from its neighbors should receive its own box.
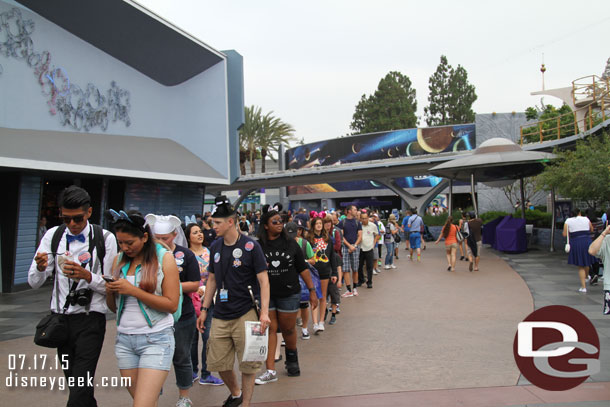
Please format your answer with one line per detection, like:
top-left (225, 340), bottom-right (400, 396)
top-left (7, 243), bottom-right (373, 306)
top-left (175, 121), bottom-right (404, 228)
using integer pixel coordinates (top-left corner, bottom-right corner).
top-left (0, 244), bottom-right (608, 406)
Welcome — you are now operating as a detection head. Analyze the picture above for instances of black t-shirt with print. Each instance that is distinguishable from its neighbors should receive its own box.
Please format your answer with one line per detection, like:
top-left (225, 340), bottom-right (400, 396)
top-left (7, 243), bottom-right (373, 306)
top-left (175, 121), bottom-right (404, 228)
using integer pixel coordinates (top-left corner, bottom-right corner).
top-left (262, 237), bottom-right (308, 298)
top-left (208, 235), bottom-right (268, 320)
top-left (173, 244), bottom-right (201, 320)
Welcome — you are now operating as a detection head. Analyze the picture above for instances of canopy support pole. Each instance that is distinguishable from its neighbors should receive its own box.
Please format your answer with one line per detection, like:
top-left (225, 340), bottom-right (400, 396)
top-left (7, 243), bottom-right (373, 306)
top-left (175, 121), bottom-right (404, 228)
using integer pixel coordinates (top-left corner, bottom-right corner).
top-left (233, 187), bottom-right (257, 209)
top-left (448, 179), bottom-right (453, 214)
top-left (470, 173), bottom-right (478, 218)
top-left (520, 177), bottom-right (526, 219)
top-left (550, 187), bottom-right (556, 252)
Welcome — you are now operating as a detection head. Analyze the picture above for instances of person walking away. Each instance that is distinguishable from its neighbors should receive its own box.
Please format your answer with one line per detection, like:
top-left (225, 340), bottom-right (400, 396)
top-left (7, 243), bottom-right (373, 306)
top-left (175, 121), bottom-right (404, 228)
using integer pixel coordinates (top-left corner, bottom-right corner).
top-left (185, 223), bottom-right (224, 386)
top-left (196, 196), bottom-right (271, 407)
top-left (435, 216), bottom-right (459, 272)
top-left (407, 208), bottom-right (424, 262)
top-left (458, 212), bottom-right (469, 261)
top-left (255, 207), bottom-right (318, 385)
top-left (29, 186), bottom-right (118, 407)
top-left (358, 211), bottom-right (379, 288)
top-left (587, 208), bottom-right (604, 285)
top-left (337, 205), bottom-right (362, 296)
top-left (588, 223), bottom-right (610, 314)
top-left (564, 209), bottom-right (596, 293)
top-left (401, 209), bottom-right (411, 256)
top-left (373, 213), bottom-right (385, 273)
top-left (467, 212), bottom-right (483, 271)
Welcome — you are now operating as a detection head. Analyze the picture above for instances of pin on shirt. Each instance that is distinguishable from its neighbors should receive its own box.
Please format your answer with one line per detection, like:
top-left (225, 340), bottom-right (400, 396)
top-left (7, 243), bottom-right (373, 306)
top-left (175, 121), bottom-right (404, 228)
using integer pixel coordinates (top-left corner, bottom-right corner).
top-left (233, 259), bottom-right (242, 268)
top-left (232, 248), bottom-right (243, 259)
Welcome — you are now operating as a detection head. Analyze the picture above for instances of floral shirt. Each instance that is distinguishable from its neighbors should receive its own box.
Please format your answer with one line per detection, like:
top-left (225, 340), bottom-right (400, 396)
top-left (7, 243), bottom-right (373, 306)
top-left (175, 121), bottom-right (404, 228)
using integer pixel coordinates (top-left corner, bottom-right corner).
top-left (194, 246), bottom-right (211, 286)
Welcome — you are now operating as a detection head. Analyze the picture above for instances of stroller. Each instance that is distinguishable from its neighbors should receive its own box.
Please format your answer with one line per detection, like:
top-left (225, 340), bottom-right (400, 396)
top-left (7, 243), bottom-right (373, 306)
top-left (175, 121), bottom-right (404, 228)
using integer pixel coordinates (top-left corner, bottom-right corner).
top-left (423, 225), bottom-right (435, 242)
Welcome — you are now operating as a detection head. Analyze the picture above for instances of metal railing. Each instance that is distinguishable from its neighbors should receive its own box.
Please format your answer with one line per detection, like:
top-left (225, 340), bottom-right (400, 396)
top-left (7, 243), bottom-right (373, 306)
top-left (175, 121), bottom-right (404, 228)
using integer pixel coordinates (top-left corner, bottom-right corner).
top-left (520, 85), bottom-right (610, 145)
top-left (572, 75), bottom-right (610, 106)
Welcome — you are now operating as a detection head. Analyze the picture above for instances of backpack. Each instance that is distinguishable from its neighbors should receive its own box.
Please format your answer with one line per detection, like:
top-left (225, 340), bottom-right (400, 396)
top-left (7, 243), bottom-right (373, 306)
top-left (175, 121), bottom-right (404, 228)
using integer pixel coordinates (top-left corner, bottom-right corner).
top-left (51, 224), bottom-right (109, 275)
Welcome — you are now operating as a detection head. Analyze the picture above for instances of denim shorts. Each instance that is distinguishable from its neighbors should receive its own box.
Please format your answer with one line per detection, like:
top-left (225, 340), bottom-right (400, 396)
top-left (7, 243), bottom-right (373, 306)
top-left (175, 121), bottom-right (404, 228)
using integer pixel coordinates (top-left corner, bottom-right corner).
top-left (115, 327), bottom-right (175, 371)
top-left (269, 292), bottom-right (301, 313)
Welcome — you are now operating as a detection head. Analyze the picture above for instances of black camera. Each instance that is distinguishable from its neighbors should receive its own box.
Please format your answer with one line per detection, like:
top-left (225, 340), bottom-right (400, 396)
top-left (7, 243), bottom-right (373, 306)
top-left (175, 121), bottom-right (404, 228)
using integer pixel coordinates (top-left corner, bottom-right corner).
top-left (68, 288), bottom-right (93, 306)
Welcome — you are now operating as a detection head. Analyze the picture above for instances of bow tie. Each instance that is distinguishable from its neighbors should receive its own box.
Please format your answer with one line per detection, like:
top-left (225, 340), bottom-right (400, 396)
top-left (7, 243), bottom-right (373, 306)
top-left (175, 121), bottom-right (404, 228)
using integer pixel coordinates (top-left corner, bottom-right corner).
top-left (67, 234), bottom-right (86, 244)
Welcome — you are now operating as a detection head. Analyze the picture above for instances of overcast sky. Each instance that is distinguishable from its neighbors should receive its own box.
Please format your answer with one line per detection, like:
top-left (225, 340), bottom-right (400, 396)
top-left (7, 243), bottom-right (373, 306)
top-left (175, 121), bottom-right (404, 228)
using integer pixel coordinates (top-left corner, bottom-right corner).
top-left (139, 0), bottom-right (609, 143)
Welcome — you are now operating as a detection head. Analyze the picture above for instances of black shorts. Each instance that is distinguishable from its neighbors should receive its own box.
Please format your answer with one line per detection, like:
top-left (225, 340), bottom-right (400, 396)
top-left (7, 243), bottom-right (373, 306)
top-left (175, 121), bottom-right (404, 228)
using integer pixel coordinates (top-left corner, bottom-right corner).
top-left (299, 301), bottom-right (309, 309)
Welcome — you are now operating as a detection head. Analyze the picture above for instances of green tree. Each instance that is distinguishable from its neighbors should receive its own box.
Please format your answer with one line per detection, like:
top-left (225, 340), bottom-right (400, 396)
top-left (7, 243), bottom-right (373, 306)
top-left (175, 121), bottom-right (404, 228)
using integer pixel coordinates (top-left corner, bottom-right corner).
top-left (536, 132), bottom-right (610, 208)
top-left (424, 55), bottom-right (477, 126)
top-left (257, 112), bottom-right (296, 173)
top-left (239, 105), bottom-right (296, 175)
top-left (522, 103), bottom-right (575, 144)
top-left (239, 106), bottom-right (262, 175)
top-left (350, 71), bottom-right (417, 134)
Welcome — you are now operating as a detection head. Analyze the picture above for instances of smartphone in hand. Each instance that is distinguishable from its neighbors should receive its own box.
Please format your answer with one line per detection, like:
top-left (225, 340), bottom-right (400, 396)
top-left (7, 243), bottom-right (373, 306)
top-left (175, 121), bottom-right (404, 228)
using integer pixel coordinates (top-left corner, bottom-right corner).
top-left (102, 276), bottom-right (116, 283)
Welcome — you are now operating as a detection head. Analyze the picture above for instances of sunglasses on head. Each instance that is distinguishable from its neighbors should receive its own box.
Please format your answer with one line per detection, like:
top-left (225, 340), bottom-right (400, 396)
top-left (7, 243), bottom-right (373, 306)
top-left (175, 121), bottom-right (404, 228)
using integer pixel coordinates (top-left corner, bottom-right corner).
top-left (61, 214), bottom-right (86, 224)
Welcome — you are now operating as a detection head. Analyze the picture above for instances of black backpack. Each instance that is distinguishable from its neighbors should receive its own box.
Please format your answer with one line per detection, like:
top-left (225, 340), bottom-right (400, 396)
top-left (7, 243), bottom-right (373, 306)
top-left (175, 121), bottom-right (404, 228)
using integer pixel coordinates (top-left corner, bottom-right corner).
top-left (50, 224), bottom-right (109, 275)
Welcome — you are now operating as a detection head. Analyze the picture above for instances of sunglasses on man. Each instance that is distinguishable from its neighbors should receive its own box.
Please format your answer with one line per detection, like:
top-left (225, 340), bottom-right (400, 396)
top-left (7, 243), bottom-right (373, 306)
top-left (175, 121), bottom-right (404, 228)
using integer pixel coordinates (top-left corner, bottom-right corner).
top-left (60, 214), bottom-right (87, 224)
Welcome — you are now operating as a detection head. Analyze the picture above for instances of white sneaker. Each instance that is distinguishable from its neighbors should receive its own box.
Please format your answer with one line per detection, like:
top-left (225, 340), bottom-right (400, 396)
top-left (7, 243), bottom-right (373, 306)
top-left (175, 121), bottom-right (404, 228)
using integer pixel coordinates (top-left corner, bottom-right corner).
top-left (373, 269), bottom-right (380, 275)
top-left (318, 322), bottom-right (325, 332)
top-left (255, 370), bottom-right (278, 385)
top-left (384, 265), bottom-right (390, 270)
top-left (313, 323), bottom-right (321, 334)
top-left (176, 397), bottom-right (193, 407)
top-left (390, 264), bottom-right (397, 269)
top-left (578, 287), bottom-right (587, 293)
top-left (302, 328), bottom-right (310, 339)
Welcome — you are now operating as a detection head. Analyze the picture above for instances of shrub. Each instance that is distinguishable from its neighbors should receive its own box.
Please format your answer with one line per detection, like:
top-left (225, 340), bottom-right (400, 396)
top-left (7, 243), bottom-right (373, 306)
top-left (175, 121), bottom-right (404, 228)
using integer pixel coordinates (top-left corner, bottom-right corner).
top-left (480, 211), bottom-right (509, 223)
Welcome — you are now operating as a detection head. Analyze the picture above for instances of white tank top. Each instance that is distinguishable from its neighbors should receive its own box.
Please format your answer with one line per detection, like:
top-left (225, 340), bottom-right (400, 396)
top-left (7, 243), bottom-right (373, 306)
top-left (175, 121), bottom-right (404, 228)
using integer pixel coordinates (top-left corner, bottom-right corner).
top-left (566, 216), bottom-right (590, 233)
top-left (117, 276), bottom-right (174, 334)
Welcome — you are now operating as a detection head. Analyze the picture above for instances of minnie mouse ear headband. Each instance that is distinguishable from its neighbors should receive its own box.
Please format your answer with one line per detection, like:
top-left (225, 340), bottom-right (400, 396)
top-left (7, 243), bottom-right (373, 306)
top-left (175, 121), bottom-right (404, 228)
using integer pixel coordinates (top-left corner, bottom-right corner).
top-left (145, 214), bottom-right (182, 235)
top-left (310, 210), bottom-right (326, 219)
top-left (211, 195), bottom-right (236, 218)
top-left (262, 202), bottom-right (283, 214)
top-left (184, 215), bottom-right (197, 225)
top-left (109, 209), bottom-right (146, 231)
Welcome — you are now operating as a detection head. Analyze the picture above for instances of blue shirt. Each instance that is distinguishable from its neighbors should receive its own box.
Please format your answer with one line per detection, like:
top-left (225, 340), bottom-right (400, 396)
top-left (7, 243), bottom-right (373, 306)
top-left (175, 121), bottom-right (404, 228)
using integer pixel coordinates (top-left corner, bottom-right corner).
top-left (338, 218), bottom-right (361, 245)
top-left (408, 215), bottom-right (424, 233)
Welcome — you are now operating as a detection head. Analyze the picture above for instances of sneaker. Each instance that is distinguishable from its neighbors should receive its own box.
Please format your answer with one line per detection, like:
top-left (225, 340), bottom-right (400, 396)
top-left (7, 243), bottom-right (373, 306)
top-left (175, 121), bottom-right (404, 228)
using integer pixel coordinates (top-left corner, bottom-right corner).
top-left (367, 284), bottom-right (372, 288)
top-left (341, 291), bottom-right (354, 298)
top-left (591, 275), bottom-right (599, 285)
top-left (296, 317), bottom-right (303, 326)
top-left (384, 265), bottom-right (390, 269)
top-left (302, 329), bottom-right (310, 339)
top-left (460, 256), bottom-right (465, 261)
top-left (176, 397), bottom-right (193, 407)
top-left (336, 306), bottom-right (341, 314)
top-left (192, 372), bottom-right (199, 383)
top-left (578, 287), bottom-right (587, 293)
top-left (353, 288), bottom-right (359, 296)
top-left (329, 315), bottom-right (337, 325)
top-left (373, 269), bottom-right (380, 275)
top-left (390, 264), bottom-right (397, 269)
top-left (199, 374), bottom-right (224, 386)
top-left (318, 322), bottom-right (325, 332)
top-left (255, 370), bottom-right (278, 385)
top-left (222, 393), bottom-right (243, 407)
top-left (313, 323), bottom-right (321, 335)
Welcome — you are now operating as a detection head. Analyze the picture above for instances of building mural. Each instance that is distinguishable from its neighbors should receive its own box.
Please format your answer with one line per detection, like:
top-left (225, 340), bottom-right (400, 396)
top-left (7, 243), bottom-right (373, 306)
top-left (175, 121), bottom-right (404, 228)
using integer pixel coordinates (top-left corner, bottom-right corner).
top-left (286, 124), bottom-right (475, 195)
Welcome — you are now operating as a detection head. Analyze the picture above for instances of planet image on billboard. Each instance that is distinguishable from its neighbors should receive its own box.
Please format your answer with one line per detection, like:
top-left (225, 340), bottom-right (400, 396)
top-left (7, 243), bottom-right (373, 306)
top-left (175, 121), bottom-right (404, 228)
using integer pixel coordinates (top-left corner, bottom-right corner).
top-left (352, 143), bottom-right (363, 154)
top-left (369, 180), bottom-right (382, 188)
top-left (304, 147), bottom-right (311, 161)
top-left (417, 127), bottom-right (455, 153)
top-left (387, 149), bottom-right (394, 157)
top-left (406, 142), bottom-right (425, 156)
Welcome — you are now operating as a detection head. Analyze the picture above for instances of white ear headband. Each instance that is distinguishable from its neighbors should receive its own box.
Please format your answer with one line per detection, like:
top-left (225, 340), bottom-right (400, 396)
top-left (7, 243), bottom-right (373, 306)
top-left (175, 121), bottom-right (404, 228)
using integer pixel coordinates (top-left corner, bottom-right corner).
top-left (145, 214), bottom-right (182, 234)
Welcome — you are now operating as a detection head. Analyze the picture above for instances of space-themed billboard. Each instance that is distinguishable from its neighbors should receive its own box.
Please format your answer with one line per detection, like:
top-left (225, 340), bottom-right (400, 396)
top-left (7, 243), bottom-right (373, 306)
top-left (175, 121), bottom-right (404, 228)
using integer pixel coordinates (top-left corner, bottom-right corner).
top-left (286, 124), bottom-right (475, 195)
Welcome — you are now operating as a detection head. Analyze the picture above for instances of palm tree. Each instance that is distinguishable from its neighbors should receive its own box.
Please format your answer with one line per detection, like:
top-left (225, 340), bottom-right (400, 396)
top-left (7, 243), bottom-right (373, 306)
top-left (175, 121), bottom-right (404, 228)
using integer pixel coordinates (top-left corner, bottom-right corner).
top-left (239, 106), bottom-right (262, 175)
top-left (257, 112), bottom-right (296, 173)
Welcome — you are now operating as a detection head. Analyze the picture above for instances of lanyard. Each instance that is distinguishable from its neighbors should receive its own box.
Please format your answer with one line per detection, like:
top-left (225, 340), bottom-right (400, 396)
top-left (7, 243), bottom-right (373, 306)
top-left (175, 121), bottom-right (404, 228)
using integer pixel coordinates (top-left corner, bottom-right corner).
top-left (218, 234), bottom-right (241, 290)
